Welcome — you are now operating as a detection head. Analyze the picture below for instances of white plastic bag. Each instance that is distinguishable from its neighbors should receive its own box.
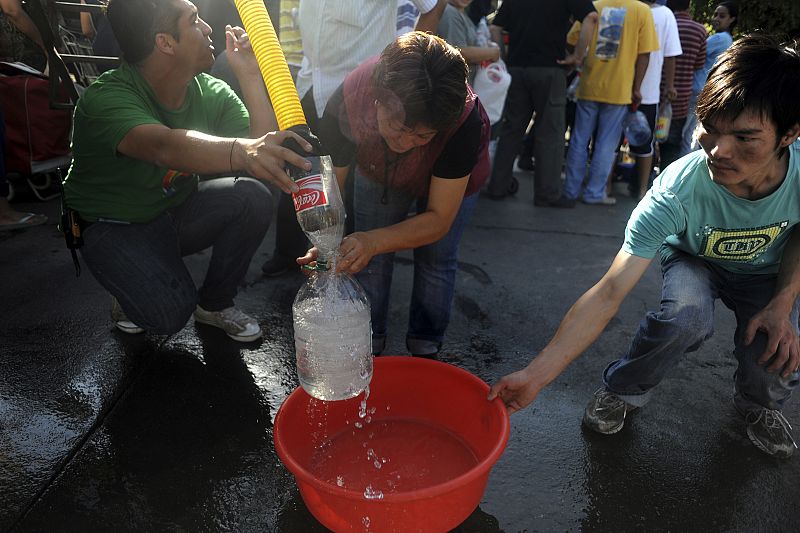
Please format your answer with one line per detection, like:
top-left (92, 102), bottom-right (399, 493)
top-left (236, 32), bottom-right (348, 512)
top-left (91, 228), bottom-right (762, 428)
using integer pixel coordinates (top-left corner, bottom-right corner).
top-left (473, 59), bottom-right (511, 125)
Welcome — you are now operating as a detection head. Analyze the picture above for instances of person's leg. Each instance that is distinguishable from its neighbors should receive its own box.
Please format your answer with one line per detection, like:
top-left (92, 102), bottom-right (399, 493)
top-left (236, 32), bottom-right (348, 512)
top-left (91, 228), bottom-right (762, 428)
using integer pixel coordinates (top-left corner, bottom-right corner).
top-left (603, 252), bottom-right (719, 407)
top-left (352, 169), bottom-right (415, 354)
top-left (562, 99), bottom-right (599, 201)
top-left (406, 192), bottom-right (479, 356)
top-left (582, 103), bottom-right (628, 203)
top-left (530, 67), bottom-right (567, 205)
top-left (719, 273), bottom-right (800, 413)
top-left (174, 177), bottom-right (272, 311)
top-left (628, 104), bottom-right (658, 200)
top-left (659, 116), bottom-right (687, 171)
top-left (488, 67), bottom-right (535, 198)
top-left (80, 215), bottom-right (197, 335)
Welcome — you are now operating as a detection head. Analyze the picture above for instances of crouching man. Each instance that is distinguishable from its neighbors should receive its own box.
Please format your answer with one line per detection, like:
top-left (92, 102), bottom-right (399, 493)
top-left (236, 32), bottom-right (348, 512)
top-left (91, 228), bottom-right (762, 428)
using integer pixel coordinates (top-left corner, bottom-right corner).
top-left (62, 0), bottom-right (312, 341)
top-left (489, 34), bottom-right (800, 458)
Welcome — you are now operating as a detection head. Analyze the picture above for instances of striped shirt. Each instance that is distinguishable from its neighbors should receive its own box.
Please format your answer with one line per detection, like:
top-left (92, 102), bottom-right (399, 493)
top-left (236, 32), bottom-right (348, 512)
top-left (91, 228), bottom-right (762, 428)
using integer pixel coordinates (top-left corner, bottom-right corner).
top-left (295, 0), bottom-right (438, 117)
top-left (669, 12), bottom-right (707, 119)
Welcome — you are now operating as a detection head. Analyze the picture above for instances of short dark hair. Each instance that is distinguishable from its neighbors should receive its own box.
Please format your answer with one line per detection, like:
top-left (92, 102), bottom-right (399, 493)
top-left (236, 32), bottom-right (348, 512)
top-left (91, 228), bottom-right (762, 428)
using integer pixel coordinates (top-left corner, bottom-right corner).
top-left (717, 1), bottom-right (738, 32)
top-left (666, 0), bottom-right (690, 12)
top-left (107, 0), bottom-right (184, 64)
top-left (372, 32), bottom-right (468, 132)
top-left (696, 34), bottom-right (800, 140)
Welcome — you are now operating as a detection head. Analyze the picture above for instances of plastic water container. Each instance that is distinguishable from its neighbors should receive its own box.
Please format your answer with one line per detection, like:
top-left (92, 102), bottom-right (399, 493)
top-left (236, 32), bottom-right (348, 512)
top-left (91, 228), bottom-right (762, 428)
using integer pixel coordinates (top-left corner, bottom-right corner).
top-left (293, 270), bottom-right (372, 401)
top-left (623, 104), bottom-right (652, 147)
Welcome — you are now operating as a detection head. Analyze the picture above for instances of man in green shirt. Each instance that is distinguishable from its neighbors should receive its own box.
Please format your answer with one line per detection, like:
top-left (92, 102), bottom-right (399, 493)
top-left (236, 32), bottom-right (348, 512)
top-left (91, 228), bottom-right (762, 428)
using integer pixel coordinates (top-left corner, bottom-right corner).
top-left (63, 0), bottom-right (312, 341)
top-left (489, 35), bottom-right (800, 458)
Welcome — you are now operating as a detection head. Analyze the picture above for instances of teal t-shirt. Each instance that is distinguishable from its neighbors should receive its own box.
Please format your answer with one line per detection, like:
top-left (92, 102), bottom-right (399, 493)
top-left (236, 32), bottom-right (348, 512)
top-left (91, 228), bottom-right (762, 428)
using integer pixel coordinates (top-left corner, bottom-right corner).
top-left (64, 62), bottom-right (250, 223)
top-left (623, 141), bottom-right (800, 274)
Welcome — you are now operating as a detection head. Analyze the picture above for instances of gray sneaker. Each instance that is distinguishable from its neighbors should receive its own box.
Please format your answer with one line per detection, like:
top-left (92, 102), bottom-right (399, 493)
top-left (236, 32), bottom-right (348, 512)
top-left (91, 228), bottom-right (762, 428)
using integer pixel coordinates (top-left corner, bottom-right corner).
top-left (110, 296), bottom-right (144, 334)
top-left (745, 409), bottom-right (797, 459)
top-left (582, 388), bottom-right (632, 434)
top-left (193, 305), bottom-right (262, 342)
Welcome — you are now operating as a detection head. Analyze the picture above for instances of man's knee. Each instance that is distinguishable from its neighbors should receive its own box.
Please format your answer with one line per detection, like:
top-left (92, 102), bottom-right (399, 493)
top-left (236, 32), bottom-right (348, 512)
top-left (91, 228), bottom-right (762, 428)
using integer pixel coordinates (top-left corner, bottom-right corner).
top-left (657, 300), bottom-right (714, 343)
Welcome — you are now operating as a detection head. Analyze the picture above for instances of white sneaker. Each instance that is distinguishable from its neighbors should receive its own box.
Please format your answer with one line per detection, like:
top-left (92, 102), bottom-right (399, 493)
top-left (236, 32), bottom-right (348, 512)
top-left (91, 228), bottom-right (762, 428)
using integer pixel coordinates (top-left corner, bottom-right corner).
top-left (110, 296), bottom-right (144, 334)
top-left (193, 305), bottom-right (262, 342)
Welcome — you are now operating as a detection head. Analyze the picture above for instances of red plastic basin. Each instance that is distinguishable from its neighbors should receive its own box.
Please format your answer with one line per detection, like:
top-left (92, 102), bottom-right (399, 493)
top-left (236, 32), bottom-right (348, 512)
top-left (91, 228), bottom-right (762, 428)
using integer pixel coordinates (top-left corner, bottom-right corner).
top-left (273, 356), bottom-right (510, 532)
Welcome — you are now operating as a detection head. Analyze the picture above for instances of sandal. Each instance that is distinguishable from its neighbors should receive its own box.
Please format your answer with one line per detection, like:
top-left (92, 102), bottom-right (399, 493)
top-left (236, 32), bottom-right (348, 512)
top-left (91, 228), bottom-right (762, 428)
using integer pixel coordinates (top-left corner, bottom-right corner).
top-left (0, 212), bottom-right (48, 231)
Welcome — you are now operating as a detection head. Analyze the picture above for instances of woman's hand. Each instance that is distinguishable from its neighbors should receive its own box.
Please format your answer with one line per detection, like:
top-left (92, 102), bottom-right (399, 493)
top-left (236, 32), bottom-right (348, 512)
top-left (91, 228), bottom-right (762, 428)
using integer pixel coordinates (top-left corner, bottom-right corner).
top-left (232, 131), bottom-right (312, 193)
top-left (336, 233), bottom-right (376, 274)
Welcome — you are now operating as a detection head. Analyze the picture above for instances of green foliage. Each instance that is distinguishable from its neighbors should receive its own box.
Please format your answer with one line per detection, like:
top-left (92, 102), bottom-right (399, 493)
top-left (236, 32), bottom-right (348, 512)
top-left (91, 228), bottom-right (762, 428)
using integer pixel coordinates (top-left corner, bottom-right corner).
top-left (690, 0), bottom-right (800, 38)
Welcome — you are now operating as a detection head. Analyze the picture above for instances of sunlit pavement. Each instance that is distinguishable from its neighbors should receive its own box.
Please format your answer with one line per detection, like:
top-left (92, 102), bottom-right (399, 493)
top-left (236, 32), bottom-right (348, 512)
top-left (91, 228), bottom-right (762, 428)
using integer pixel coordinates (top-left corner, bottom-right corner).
top-left (2, 172), bottom-right (799, 532)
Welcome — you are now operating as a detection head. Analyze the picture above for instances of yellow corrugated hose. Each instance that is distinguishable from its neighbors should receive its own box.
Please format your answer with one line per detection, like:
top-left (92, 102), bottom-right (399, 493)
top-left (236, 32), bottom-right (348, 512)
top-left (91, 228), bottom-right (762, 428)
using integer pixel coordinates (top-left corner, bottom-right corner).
top-left (233, 0), bottom-right (306, 131)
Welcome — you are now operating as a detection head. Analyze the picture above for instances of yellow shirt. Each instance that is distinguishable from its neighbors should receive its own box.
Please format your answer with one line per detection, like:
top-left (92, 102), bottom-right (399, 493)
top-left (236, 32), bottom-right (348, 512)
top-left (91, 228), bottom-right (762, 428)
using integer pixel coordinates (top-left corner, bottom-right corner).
top-left (568, 0), bottom-right (659, 105)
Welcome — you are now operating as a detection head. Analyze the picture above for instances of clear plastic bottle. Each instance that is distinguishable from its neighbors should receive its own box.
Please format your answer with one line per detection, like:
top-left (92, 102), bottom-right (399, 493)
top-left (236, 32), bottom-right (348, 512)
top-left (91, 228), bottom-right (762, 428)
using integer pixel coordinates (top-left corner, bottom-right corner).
top-left (293, 269), bottom-right (373, 401)
top-left (288, 152), bottom-right (372, 400)
top-left (623, 104), bottom-right (652, 147)
top-left (654, 101), bottom-right (672, 143)
top-left (289, 154), bottom-right (345, 263)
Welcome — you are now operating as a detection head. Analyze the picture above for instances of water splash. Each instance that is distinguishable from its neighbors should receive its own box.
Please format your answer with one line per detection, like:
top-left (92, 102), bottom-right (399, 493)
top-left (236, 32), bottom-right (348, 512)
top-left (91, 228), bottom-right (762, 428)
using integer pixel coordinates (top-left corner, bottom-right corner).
top-left (363, 484), bottom-right (384, 500)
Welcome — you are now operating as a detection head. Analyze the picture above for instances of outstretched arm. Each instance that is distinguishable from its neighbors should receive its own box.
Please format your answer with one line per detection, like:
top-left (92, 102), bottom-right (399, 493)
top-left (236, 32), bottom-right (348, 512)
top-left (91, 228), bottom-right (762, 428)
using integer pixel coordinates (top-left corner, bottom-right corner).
top-left (488, 250), bottom-right (652, 413)
top-left (745, 226), bottom-right (800, 377)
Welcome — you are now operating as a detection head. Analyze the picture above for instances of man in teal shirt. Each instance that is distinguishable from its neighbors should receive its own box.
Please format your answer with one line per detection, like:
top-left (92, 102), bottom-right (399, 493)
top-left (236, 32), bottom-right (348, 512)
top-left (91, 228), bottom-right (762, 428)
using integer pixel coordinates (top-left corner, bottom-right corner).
top-left (63, 0), bottom-right (312, 341)
top-left (489, 35), bottom-right (800, 458)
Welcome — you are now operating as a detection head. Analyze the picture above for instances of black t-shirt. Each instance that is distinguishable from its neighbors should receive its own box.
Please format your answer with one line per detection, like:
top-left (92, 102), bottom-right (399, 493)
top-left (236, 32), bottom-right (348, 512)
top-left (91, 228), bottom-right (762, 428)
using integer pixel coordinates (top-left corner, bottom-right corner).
top-left (319, 85), bottom-right (482, 179)
top-left (493, 0), bottom-right (596, 68)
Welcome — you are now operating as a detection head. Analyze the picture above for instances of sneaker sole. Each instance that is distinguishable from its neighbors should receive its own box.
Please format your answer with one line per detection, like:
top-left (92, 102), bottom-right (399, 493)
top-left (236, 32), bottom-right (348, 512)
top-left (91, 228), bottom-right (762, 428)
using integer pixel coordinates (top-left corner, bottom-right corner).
top-left (746, 426), bottom-right (795, 459)
top-left (582, 415), bottom-right (625, 435)
top-left (114, 321), bottom-right (144, 335)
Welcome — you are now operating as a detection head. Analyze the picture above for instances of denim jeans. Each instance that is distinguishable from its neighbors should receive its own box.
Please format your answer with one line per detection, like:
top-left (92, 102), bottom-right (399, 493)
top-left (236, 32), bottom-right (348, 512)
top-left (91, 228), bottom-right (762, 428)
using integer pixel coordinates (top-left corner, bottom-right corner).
top-left (604, 251), bottom-right (800, 413)
top-left (563, 99), bottom-right (628, 203)
top-left (80, 177), bottom-right (272, 334)
top-left (353, 169), bottom-right (478, 355)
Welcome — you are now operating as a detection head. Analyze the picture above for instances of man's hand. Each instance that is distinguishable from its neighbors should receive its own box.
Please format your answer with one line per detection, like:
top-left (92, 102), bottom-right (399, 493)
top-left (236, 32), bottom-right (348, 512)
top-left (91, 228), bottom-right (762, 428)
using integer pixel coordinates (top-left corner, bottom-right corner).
top-left (631, 89), bottom-right (643, 106)
top-left (744, 304), bottom-right (800, 377)
top-left (557, 52), bottom-right (583, 73)
top-left (233, 131), bottom-right (312, 193)
top-left (224, 25), bottom-right (259, 80)
top-left (335, 233), bottom-right (376, 274)
top-left (663, 86), bottom-right (678, 101)
top-left (487, 366), bottom-right (545, 415)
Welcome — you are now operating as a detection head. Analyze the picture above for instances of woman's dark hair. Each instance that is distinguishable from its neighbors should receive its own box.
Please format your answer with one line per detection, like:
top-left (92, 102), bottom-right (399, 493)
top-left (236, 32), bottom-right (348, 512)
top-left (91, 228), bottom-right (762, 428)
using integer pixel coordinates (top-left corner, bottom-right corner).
top-left (107, 0), bottom-right (184, 64)
top-left (372, 32), bottom-right (468, 132)
top-left (696, 33), bottom-right (800, 142)
top-left (717, 1), bottom-right (738, 32)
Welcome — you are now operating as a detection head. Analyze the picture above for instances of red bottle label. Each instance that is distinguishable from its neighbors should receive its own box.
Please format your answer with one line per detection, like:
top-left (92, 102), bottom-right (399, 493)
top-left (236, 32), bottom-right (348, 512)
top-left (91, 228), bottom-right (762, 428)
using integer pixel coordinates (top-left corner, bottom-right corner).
top-left (292, 173), bottom-right (329, 213)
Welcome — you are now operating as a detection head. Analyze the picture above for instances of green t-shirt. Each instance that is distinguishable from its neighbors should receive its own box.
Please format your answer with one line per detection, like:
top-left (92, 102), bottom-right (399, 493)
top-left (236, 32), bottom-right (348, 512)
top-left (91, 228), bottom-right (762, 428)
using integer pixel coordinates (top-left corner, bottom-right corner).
top-left (64, 62), bottom-right (249, 223)
top-left (623, 141), bottom-right (800, 275)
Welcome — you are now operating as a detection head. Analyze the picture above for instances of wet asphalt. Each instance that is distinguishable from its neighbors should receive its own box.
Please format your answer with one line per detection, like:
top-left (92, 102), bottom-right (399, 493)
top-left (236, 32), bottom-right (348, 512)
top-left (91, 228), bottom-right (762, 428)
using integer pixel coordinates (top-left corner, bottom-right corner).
top-left (2, 169), bottom-right (799, 533)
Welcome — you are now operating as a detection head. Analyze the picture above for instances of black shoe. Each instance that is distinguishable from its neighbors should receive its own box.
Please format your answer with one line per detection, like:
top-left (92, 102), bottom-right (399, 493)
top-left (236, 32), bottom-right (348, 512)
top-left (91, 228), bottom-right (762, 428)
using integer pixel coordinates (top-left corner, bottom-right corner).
top-left (517, 156), bottom-right (535, 171)
top-left (261, 255), bottom-right (296, 277)
top-left (550, 196), bottom-right (577, 208)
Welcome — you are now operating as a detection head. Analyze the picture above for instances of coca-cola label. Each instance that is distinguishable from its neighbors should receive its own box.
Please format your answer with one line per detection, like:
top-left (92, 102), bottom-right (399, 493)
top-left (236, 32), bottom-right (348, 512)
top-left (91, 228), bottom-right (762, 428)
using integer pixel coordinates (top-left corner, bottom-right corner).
top-left (293, 173), bottom-right (329, 213)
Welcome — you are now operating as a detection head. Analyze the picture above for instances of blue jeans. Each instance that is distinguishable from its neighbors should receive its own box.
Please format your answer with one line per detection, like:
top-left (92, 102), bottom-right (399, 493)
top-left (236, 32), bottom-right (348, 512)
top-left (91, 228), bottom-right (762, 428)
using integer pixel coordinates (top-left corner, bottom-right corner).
top-left (604, 251), bottom-right (800, 413)
top-left (563, 99), bottom-right (628, 203)
top-left (80, 177), bottom-right (272, 334)
top-left (353, 170), bottom-right (478, 355)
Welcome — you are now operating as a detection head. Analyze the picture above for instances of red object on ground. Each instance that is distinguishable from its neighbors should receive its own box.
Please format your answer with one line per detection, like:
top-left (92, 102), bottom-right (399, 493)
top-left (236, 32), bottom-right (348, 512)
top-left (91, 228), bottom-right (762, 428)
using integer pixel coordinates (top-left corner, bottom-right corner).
top-left (274, 356), bottom-right (510, 532)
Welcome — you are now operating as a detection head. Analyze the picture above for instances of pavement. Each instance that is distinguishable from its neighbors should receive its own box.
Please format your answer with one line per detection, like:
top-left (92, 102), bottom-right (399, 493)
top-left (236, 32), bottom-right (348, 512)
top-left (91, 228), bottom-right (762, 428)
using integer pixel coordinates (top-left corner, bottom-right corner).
top-left (2, 168), bottom-right (799, 533)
